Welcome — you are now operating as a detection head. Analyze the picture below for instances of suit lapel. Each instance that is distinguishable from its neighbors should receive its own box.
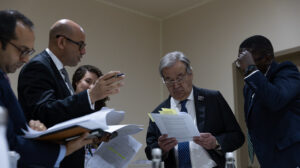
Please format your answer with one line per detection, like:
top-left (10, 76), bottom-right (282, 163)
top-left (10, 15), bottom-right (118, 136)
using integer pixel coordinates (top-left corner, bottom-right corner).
top-left (43, 51), bottom-right (71, 97)
top-left (245, 62), bottom-right (277, 120)
top-left (246, 90), bottom-right (256, 120)
top-left (193, 87), bottom-right (206, 132)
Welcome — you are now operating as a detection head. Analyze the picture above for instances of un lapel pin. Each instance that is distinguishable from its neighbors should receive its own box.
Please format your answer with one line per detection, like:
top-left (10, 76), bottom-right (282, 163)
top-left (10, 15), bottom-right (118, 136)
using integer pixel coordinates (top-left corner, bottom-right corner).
top-left (198, 96), bottom-right (204, 101)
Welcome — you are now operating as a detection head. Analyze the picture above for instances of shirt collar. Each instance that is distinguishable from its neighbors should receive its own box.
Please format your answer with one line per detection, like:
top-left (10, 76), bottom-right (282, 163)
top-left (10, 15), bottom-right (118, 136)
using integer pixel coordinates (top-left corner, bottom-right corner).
top-left (172, 88), bottom-right (194, 105)
top-left (264, 61), bottom-right (272, 77)
top-left (46, 48), bottom-right (64, 71)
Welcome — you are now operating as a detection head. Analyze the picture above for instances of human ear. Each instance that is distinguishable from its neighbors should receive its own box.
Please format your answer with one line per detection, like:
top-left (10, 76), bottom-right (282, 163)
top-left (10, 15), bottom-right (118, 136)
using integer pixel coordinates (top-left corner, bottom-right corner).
top-left (57, 36), bottom-right (66, 50)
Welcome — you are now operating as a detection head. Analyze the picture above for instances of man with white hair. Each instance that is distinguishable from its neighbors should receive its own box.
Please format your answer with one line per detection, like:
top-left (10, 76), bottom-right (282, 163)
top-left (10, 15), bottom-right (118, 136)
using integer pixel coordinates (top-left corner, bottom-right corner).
top-left (145, 51), bottom-right (244, 168)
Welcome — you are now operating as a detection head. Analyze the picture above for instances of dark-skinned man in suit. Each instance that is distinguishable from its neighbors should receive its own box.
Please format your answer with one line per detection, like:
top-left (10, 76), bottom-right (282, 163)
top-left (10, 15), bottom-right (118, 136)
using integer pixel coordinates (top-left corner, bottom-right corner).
top-left (236, 35), bottom-right (300, 168)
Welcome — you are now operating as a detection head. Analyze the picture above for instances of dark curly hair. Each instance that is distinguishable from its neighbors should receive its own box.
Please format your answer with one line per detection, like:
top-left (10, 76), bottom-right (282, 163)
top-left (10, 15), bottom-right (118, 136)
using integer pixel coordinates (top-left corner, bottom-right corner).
top-left (72, 65), bottom-right (109, 110)
top-left (239, 35), bottom-right (274, 59)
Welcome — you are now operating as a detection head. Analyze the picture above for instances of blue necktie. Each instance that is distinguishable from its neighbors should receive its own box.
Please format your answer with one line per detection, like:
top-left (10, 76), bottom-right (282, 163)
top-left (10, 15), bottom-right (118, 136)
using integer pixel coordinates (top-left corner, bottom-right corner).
top-left (178, 99), bottom-right (192, 168)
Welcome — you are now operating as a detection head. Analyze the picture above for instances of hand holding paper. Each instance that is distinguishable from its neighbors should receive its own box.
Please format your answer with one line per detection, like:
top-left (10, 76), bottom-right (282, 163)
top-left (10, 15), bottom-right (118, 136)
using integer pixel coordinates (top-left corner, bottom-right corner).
top-left (158, 134), bottom-right (177, 153)
top-left (150, 108), bottom-right (200, 142)
top-left (193, 133), bottom-right (218, 150)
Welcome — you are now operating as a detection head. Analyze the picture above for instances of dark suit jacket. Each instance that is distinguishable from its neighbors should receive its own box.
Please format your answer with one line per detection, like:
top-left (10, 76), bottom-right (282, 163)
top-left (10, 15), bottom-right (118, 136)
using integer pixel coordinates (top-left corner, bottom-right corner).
top-left (244, 61), bottom-right (300, 168)
top-left (145, 86), bottom-right (244, 168)
top-left (0, 69), bottom-right (60, 168)
top-left (18, 50), bottom-right (94, 168)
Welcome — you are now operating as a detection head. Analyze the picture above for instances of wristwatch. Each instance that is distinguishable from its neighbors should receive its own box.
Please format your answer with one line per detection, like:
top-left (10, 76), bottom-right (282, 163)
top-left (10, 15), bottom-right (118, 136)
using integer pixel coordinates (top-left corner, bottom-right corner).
top-left (215, 140), bottom-right (221, 150)
top-left (244, 65), bottom-right (258, 76)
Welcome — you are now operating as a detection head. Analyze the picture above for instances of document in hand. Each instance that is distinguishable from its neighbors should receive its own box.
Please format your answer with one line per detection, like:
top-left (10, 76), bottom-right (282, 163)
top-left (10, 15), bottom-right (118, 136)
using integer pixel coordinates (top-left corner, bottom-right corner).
top-left (23, 108), bottom-right (143, 141)
top-left (85, 135), bottom-right (142, 168)
top-left (151, 112), bottom-right (200, 142)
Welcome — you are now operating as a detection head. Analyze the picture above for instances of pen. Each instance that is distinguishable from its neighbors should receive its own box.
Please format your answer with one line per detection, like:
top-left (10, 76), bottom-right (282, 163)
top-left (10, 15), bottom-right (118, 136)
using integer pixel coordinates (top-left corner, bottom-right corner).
top-left (107, 73), bottom-right (125, 80)
top-left (115, 73), bottom-right (124, 78)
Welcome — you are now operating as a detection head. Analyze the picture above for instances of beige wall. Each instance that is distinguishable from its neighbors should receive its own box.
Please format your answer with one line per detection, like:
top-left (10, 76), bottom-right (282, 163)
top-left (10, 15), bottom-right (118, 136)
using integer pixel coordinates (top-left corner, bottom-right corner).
top-left (163, 0), bottom-right (300, 166)
top-left (162, 0), bottom-right (300, 109)
top-left (2, 0), bottom-right (300, 163)
top-left (0, 0), bottom-right (161, 160)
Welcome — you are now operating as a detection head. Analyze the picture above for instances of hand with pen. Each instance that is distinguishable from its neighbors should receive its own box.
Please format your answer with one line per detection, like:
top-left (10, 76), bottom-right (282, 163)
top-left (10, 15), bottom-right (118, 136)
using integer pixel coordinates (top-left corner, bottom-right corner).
top-left (89, 71), bottom-right (125, 104)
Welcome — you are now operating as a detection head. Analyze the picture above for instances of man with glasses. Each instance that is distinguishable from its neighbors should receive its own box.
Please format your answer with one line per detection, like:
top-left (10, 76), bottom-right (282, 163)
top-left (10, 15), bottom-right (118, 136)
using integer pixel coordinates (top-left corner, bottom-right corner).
top-left (236, 35), bottom-right (300, 167)
top-left (17, 19), bottom-right (124, 167)
top-left (145, 51), bottom-right (244, 168)
top-left (0, 10), bottom-right (98, 167)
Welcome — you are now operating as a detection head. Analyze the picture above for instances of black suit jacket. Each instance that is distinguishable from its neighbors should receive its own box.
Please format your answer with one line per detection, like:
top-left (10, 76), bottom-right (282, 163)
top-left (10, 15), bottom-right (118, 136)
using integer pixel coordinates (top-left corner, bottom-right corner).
top-left (0, 69), bottom-right (60, 168)
top-left (145, 87), bottom-right (244, 168)
top-left (18, 50), bottom-right (94, 168)
top-left (244, 61), bottom-right (300, 167)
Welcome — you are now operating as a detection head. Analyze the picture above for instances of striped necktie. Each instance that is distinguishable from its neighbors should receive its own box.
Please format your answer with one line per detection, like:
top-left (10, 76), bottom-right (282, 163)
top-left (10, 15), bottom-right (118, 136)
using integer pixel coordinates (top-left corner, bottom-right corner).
top-left (247, 90), bottom-right (255, 163)
top-left (178, 99), bottom-right (192, 168)
top-left (60, 68), bottom-right (74, 95)
top-left (247, 132), bottom-right (254, 163)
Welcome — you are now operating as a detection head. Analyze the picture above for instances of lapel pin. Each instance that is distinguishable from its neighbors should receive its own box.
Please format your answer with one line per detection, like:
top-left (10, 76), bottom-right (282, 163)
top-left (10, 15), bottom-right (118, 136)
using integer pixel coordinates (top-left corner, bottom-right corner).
top-left (198, 96), bottom-right (204, 101)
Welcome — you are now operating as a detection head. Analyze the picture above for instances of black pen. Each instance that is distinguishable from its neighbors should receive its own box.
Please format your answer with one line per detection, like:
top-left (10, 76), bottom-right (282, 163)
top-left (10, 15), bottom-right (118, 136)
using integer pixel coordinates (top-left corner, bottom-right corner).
top-left (107, 73), bottom-right (124, 80)
top-left (115, 73), bottom-right (124, 78)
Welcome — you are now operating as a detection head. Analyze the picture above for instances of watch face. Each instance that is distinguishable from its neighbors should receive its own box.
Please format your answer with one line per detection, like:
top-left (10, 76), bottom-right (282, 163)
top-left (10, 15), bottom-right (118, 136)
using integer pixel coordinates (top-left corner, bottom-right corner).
top-left (245, 65), bottom-right (257, 76)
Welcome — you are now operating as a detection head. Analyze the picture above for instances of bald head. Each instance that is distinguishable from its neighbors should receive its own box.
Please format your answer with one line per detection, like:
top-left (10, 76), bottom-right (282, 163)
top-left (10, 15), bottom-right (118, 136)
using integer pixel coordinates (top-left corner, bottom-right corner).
top-left (49, 19), bottom-right (84, 43)
top-left (48, 19), bottom-right (86, 66)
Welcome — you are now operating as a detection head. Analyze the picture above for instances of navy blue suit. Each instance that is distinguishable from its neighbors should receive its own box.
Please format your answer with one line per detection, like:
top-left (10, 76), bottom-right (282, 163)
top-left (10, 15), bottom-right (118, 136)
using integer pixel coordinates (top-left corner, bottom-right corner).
top-left (0, 69), bottom-right (60, 168)
top-left (18, 50), bottom-right (94, 168)
top-left (244, 61), bottom-right (300, 167)
top-left (145, 87), bottom-right (244, 168)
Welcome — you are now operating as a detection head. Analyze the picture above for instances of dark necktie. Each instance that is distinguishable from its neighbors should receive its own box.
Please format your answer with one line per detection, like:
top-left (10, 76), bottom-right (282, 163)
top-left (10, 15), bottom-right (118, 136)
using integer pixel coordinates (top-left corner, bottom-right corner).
top-left (247, 91), bottom-right (255, 163)
top-left (247, 132), bottom-right (254, 163)
top-left (178, 99), bottom-right (192, 168)
top-left (60, 68), bottom-right (74, 95)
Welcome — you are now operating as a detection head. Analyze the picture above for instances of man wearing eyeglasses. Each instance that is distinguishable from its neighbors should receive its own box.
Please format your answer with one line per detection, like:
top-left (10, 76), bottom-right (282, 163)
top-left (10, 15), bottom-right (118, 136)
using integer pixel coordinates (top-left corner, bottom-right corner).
top-left (236, 35), bottom-right (300, 168)
top-left (0, 10), bottom-right (100, 168)
top-left (17, 19), bottom-right (124, 167)
top-left (145, 51), bottom-right (244, 168)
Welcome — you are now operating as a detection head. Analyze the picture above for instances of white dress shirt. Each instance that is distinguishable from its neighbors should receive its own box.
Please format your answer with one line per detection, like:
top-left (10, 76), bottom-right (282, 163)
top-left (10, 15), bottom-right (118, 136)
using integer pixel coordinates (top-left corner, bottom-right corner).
top-left (45, 48), bottom-right (94, 110)
top-left (170, 89), bottom-right (216, 168)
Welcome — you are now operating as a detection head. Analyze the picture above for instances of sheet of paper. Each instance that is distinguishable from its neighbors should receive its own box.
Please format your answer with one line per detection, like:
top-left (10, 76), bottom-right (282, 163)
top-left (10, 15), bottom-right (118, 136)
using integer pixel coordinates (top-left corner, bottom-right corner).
top-left (151, 113), bottom-right (200, 142)
top-left (159, 108), bottom-right (178, 114)
top-left (147, 113), bottom-right (155, 122)
top-left (22, 108), bottom-right (125, 139)
top-left (85, 135), bottom-right (142, 168)
top-left (105, 124), bottom-right (143, 137)
top-left (106, 110), bottom-right (124, 125)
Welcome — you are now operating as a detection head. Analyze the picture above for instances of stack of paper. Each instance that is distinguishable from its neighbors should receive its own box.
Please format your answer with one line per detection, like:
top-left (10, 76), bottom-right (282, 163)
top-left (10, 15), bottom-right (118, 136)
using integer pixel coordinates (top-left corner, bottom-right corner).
top-left (85, 135), bottom-right (142, 168)
top-left (149, 108), bottom-right (200, 142)
top-left (23, 108), bottom-right (143, 142)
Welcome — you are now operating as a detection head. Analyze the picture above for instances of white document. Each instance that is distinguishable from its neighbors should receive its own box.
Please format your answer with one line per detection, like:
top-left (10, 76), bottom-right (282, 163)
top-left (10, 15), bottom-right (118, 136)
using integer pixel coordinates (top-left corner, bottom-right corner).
top-left (151, 113), bottom-right (200, 142)
top-left (85, 135), bottom-right (142, 168)
top-left (190, 141), bottom-right (216, 168)
top-left (22, 108), bottom-right (125, 139)
top-left (105, 124), bottom-right (143, 137)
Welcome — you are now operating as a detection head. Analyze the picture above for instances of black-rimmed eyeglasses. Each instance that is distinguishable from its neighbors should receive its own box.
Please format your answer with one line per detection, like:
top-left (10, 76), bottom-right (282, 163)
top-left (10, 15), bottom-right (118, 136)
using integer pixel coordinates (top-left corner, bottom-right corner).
top-left (56, 35), bottom-right (86, 51)
top-left (6, 41), bottom-right (35, 58)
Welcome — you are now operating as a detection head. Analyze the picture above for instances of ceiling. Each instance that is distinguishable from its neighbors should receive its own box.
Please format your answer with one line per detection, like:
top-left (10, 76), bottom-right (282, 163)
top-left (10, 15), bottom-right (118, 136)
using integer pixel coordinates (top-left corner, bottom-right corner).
top-left (96, 0), bottom-right (213, 20)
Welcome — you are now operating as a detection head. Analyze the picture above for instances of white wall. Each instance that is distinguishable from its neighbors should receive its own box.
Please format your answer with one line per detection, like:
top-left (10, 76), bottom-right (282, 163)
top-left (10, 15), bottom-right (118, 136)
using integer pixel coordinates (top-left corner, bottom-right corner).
top-left (1, 0), bottom-right (161, 160)
top-left (162, 0), bottom-right (300, 109)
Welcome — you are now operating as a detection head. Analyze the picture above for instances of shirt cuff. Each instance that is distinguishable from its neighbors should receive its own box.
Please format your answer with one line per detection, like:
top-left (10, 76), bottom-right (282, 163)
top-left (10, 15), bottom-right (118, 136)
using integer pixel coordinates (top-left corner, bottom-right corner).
top-left (87, 90), bottom-right (95, 110)
top-left (244, 70), bottom-right (259, 80)
top-left (54, 145), bottom-right (66, 168)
